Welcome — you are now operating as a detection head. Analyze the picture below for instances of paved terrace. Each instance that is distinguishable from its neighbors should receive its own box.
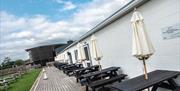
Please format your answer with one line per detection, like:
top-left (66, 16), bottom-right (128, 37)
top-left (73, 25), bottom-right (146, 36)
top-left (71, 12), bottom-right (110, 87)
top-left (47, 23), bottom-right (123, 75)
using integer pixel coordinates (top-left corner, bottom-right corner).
top-left (32, 67), bottom-right (85, 91)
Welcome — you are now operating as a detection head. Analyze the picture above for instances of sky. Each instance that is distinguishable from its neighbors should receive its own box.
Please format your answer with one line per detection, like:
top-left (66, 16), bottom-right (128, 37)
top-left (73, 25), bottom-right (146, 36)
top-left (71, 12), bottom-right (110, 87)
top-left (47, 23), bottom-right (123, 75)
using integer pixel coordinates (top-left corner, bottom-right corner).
top-left (0, 0), bottom-right (130, 62)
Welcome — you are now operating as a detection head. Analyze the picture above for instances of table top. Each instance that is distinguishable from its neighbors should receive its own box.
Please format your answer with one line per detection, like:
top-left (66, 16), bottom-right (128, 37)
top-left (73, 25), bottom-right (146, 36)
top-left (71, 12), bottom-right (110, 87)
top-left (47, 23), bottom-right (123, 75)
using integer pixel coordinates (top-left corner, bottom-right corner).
top-left (75, 65), bottom-right (99, 72)
top-left (81, 67), bottom-right (120, 78)
top-left (64, 64), bottom-right (80, 68)
top-left (111, 70), bottom-right (180, 91)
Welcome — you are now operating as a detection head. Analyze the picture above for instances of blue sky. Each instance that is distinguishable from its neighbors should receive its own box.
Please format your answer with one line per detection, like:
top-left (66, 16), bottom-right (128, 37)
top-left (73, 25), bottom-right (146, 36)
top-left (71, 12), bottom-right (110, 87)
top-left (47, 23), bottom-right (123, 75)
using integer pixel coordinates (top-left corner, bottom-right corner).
top-left (0, 0), bottom-right (91, 21)
top-left (0, 0), bottom-right (129, 62)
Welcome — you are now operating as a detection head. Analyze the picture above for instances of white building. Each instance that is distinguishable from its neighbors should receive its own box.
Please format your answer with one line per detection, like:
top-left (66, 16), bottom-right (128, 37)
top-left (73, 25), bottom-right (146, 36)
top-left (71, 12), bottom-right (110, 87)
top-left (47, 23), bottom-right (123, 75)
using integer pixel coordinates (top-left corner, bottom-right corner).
top-left (56, 0), bottom-right (180, 90)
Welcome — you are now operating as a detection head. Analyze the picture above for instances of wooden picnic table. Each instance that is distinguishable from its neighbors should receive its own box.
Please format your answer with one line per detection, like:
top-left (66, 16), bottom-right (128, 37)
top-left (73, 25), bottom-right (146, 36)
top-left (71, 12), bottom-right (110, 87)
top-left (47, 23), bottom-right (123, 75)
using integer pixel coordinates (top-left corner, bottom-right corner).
top-left (81, 67), bottom-right (120, 79)
top-left (63, 64), bottom-right (84, 76)
top-left (75, 65), bottom-right (99, 73)
top-left (0, 72), bottom-right (21, 91)
top-left (62, 64), bottom-right (77, 70)
top-left (74, 65), bottom-right (100, 82)
top-left (0, 79), bottom-right (9, 91)
top-left (54, 62), bottom-right (68, 70)
top-left (81, 67), bottom-right (120, 91)
top-left (110, 70), bottom-right (180, 91)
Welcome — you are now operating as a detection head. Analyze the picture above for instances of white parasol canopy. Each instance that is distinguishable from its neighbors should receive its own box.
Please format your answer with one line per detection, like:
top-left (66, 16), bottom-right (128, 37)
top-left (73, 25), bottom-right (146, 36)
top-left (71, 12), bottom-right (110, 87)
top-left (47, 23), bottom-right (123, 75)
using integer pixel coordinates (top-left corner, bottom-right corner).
top-left (131, 10), bottom-right (155, 79)
top-left (77, 43), bottom-right (86, 63)
top-left (90, 35), bottom-right (103, 69)
top-left (90, 35), bottom-right (103, 60)
top-left (63, 52), bottom-right (68, 63)
top-left (60, 53), bottom-right (65, 62)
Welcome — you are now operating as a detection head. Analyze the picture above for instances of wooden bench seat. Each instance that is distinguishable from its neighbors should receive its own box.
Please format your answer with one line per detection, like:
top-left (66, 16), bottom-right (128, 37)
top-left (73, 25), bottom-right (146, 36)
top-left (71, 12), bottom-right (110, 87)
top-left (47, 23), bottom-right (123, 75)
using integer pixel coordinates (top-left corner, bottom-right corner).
top-left (110, 70), bottom-right (180, 91)
top-left (66, 67), bottom-right (84, 76)
top-left (0, 80), bottom-right (8, 91)
top-left (173, 86), bottom-right (180, 91)
top-left (88, 74), bottom-right (127, 91)
top-left (5, 77), bottom-right (16, 83)
top-left (75, 65), bottom-right (99, 82)
top-left (63, 64), bottom-right (83, 74)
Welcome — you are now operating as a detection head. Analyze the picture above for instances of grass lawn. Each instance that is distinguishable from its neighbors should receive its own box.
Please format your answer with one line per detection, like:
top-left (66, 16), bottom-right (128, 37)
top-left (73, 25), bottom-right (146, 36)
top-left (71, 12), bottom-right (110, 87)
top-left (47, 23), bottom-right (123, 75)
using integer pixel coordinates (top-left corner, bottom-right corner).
top-left (1, 68), bottom-right (41, 91)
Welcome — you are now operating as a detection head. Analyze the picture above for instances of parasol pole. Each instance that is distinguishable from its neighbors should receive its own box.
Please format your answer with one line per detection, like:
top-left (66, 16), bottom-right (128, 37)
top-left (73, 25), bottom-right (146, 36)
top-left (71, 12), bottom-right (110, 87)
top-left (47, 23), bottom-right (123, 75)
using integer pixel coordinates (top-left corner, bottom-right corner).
top-left (97, 59), bottom-right (102, 70)
top-left (142, 57), bottom-right (148, 79)
top-left (94, 39), bottom-right (102, 70)
top-left (142, 57), bottom-right (150, 91)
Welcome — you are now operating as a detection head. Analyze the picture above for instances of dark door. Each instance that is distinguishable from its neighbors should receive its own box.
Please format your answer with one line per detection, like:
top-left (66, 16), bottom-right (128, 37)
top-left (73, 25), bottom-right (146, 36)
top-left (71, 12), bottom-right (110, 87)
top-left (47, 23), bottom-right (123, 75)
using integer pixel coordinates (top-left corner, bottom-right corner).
top-left (83, 44), bottom-right (92, 67)
top-left (74, 50), bottom-right (78, 63)
top-left (67, 52), bottom-right (73, 64)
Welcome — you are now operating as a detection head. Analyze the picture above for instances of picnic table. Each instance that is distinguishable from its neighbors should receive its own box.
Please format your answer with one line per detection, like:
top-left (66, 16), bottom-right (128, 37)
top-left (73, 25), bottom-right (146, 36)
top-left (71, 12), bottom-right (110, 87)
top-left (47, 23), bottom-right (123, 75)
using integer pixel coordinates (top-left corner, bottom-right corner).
top-left (81, 67), bottom-right (123, 91)
top-left (63, 64), bottom-right (84, 76)
top-left (61, 64), bottom-right (76, 70)
top-left (74, 65), bottom-right (100, 82)
top-left (110, 70), bottom-right (180, 91)
top-left (81, 67), bottom-right (120, 80)
top-left (75, 65), bottom-right (100, 73)
top-left (0, 79), bottom-right (8, 91)
top-left (54, 62), bottom-right (68, 70)
top-left (0, 77), bottom-right (15, 91)
top-left (13, 73), bottom-right (21, 78)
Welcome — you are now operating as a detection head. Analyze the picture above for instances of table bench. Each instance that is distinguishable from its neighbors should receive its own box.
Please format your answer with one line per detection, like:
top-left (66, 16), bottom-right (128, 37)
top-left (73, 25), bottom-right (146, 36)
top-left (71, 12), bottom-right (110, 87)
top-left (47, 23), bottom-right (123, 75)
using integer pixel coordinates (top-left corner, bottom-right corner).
top-left (63, 64), bottom-right (83, 76)
top-left (110, 70), bottom-right (180, 91)
top-left (54, 62), bottom-right (68, 70)
top-left (74, 65), bottom-right (100, 82)
top-left (5, 77), bottom-right (16, 83)
top-left (88, 74), bottom-right (127, 91)
top-left (81, 67), bottom-right (120, 79)
top-left (66, 66), bottom-right (84, 76)
top-left (0, 80), bottom-right (8, 91)
top-left (80, 67), bottom-right (121, 91)
top-left (61, 64), bottom-right (76, 71)
top-left (173, 86), bottom-right (180, 91)
top-left (0, 77), bottom-right (15, 91)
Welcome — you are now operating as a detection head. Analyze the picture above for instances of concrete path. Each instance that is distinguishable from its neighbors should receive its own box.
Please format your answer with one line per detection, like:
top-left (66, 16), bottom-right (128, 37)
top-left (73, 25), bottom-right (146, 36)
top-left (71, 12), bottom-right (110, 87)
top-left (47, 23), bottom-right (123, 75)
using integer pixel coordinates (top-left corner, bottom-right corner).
top-left (32, 67), bottom-right (85, 91)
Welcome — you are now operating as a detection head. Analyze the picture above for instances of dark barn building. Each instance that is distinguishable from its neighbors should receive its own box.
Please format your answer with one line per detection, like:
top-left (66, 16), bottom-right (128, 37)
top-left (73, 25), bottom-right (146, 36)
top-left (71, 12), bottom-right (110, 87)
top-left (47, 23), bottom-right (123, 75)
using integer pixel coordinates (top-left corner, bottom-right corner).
top-left (26, 44), bottom-right (65, 66)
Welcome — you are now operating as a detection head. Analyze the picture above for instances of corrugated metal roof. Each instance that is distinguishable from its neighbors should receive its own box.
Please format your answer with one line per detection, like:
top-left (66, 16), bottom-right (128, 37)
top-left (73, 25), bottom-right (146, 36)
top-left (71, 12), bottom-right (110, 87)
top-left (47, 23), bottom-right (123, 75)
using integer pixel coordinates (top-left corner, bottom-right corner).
top-left (25, 44), bottom-right (65, 51)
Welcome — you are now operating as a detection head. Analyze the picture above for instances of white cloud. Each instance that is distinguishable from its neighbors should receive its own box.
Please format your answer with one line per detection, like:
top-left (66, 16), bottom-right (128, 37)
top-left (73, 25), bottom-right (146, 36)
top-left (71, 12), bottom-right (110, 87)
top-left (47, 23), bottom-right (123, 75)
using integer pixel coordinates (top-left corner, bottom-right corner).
top-left (0, 0), bottom-right (130, 62)
top-left (10, 31), bottom-right (33, 38)
top-left (63, 1), bottom-right (77, 10)
top-left (0, 11), bottom-right (27, 33)
top-left (54, 0), bottom-right (77, 11)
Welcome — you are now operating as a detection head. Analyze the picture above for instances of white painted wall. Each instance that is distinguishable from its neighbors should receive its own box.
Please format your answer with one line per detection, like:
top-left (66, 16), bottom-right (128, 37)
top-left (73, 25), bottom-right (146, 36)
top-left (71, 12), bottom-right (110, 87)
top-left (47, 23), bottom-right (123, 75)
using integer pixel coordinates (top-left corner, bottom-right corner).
top-left (58, 0), bottom-right (180, 90)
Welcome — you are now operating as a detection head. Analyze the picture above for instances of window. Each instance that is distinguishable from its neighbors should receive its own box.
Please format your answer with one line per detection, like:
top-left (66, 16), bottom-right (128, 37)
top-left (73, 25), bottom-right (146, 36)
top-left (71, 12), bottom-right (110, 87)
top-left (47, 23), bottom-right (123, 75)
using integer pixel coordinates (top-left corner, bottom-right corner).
top-left (74, 50), bottom-right (78, 61)
top-left (83, 43), bottom-right (92, 67)
top-left (84, 46), bottom-right (90, 60)
top-left (67, 52), bottom-right (73, 64)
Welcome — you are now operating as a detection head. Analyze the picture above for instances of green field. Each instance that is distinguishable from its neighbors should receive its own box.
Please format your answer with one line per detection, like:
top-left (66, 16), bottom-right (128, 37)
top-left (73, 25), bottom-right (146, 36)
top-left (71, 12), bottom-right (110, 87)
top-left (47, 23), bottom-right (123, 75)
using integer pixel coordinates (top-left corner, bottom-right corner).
top-left (0, 69), bottom-right (41, 91)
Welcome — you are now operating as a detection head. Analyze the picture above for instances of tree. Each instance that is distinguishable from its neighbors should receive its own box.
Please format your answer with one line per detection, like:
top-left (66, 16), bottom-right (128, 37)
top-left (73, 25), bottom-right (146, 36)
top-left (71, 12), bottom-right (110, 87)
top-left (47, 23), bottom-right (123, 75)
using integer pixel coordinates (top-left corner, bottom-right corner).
top-left (15, 59), bottom-right (25, 66)
top-left (2, 57), bottom-right (11, 64)
top-left (0, 57), bottom-right (25, 69)
top-left (1, 57), bottom-right (14, 69)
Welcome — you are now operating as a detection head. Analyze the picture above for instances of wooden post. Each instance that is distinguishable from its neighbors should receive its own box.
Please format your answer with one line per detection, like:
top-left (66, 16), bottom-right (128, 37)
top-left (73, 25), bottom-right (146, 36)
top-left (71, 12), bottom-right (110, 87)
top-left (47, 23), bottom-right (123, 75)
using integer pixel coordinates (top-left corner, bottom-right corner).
top-left (142, 58), bottom-right (148, 79)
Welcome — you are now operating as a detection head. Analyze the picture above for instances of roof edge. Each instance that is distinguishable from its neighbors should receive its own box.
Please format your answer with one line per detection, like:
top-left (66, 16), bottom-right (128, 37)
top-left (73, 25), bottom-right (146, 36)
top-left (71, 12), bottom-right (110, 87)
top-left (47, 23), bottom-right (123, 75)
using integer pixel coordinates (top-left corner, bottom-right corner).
top-left (61, 0), bottom-right (150, 53)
